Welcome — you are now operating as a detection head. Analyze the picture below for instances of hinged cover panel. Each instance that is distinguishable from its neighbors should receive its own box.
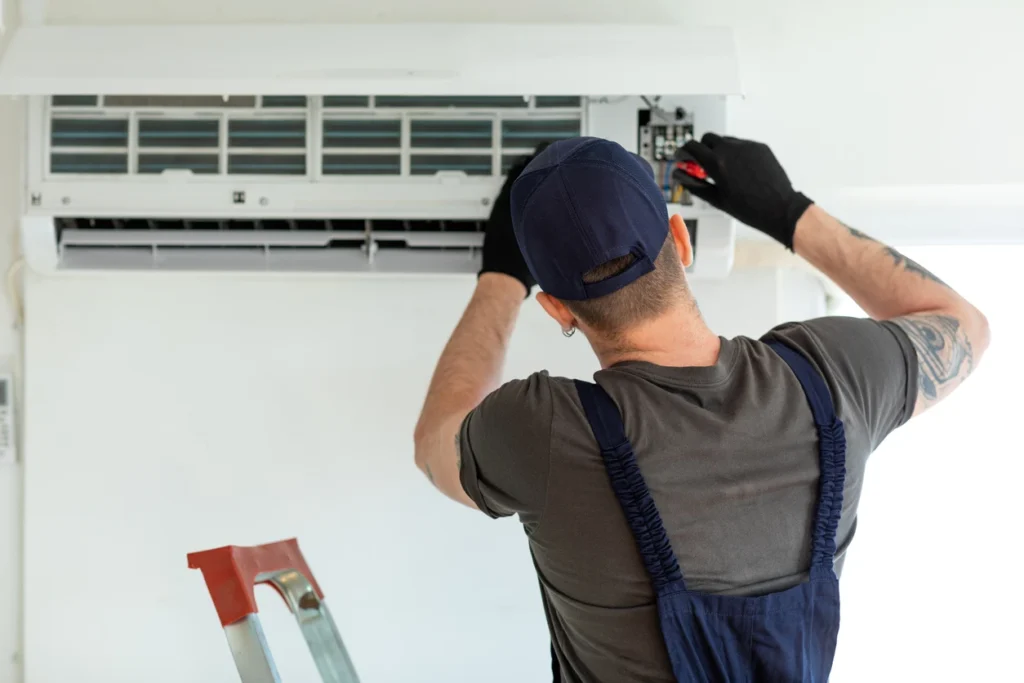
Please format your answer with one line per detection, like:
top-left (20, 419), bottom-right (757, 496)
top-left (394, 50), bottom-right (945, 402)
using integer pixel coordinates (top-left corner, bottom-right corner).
top-left (0, 24), bottom-right (741, 96)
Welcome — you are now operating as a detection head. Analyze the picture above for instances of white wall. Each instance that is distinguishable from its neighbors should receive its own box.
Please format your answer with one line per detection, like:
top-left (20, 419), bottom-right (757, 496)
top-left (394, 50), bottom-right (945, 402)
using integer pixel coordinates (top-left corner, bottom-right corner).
top-left (0, 114), bottom-right (22, 682)
top-left (0, 0), bottom-right (24, 681)
top-left (831, 245), bottom-right (1022, 682)
top-left (21, 269), bottom-right (812, 683)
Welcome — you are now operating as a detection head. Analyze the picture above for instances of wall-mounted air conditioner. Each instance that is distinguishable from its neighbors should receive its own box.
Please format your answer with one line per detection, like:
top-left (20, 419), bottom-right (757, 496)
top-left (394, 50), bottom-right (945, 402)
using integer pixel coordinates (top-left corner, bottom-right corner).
top-left (1, 24), bottom-right (741, 279)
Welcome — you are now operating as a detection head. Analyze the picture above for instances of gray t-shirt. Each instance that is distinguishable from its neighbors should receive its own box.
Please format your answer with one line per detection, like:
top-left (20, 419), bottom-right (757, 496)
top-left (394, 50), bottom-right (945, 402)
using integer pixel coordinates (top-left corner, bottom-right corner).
top-left (458, 317), bottom-right (918, 683)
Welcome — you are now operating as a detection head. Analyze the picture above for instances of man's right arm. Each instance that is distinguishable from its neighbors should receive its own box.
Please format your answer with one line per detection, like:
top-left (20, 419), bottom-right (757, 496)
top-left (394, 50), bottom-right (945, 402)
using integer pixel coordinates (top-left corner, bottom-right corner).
top-left (792, 205), bottom-right (990, 416)
top-left (680, 133), bottom-right (990, 419)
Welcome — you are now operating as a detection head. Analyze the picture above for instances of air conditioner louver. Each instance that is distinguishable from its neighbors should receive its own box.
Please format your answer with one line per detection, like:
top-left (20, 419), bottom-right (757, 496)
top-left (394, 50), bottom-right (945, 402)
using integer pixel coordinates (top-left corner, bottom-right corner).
top-left (27, 215), bottom-right (727, 279)
top-left (44, 216), bottom-right (488, 273)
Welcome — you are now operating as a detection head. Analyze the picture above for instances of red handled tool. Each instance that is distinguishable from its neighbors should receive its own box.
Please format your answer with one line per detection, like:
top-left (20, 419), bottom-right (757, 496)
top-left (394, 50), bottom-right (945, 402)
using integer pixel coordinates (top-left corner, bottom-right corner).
top-left (671, 149), bottom-right (713, 191)
top-left (678, 160), bottom-right (707, 180)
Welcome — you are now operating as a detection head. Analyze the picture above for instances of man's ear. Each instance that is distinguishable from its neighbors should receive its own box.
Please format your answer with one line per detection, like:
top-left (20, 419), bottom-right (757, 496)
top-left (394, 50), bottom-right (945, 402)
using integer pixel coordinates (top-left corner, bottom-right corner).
top-left (669, 214), bottom-right (694, 268)
top-left (536, 292), bottom-right (577, 333)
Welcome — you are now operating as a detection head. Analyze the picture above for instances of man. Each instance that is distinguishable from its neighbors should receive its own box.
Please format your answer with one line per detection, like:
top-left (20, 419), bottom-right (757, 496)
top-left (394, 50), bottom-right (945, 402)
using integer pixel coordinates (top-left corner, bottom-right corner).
top-left (413, 135), bottom-right (989, 681)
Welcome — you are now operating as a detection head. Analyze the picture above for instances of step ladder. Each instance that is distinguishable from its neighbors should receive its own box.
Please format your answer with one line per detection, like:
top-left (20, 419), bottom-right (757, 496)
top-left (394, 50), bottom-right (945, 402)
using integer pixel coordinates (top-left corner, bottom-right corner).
top-left (188, 538), bottom-right (360, 683)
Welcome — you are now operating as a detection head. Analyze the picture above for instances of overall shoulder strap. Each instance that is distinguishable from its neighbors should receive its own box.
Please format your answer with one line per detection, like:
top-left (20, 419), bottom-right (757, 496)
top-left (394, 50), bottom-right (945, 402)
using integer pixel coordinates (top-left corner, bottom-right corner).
top-left (573, 380), bottom-right (684, 592)
top-left (764, 341), bottom-right (848, 573)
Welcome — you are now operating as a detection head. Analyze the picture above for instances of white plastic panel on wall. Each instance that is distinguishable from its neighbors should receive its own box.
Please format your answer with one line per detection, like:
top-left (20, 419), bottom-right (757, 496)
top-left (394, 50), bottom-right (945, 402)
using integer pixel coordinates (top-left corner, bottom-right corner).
top-left (0, 24), bottom-right (740, 96)
top-left (22, 269), bottom-right (817, 683)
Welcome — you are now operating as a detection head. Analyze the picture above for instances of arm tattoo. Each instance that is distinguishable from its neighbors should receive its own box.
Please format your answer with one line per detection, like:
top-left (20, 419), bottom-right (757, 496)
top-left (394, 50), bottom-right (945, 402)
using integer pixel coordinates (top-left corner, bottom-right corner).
top-left (882, 247), bottom-right (948, 287)
top-left (842, 222), bottom-right (875, 242)
top-left (424, 462), bottom-right (435, 485)
top-left (841, 222), bottom-right (948, 287)
top-left (893, 314), bottom-right (974, 405)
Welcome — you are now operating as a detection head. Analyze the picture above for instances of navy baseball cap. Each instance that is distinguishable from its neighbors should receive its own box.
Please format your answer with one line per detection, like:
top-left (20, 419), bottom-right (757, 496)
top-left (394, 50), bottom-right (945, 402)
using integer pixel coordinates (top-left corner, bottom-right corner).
top-left (510, 137), bottom-right (669, 301)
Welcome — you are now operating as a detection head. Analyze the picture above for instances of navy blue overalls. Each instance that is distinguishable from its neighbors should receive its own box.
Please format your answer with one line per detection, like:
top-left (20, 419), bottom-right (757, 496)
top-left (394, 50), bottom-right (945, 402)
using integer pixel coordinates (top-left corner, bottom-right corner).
top-left (568, 341), bottom-right (846, 682)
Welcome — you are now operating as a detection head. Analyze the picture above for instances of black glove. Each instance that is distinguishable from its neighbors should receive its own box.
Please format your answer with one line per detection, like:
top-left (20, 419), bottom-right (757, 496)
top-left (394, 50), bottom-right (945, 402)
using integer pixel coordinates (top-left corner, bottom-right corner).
top-left (680, 134), bottom-right (813, 250)
top-left (478, 144), bottom-right (548, 295)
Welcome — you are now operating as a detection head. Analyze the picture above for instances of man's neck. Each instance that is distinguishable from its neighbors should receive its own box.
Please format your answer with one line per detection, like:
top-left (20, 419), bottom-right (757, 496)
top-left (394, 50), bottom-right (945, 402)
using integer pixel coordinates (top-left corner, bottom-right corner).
top-left (590, 306), bottom-right (721, 370)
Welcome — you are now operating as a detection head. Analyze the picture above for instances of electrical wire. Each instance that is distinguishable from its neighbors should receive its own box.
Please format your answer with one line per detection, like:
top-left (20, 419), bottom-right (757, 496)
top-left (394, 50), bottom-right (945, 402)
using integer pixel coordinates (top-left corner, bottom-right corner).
top-left (3, 255), bottom-right (26, 467)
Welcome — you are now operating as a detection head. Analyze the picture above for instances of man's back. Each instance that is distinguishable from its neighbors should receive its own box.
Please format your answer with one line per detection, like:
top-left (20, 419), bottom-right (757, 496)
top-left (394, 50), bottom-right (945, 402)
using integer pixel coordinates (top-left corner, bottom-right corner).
top-left (415, 134), bottom-right (988, 682)
top-left (459, 317), bottom-right (917, 682)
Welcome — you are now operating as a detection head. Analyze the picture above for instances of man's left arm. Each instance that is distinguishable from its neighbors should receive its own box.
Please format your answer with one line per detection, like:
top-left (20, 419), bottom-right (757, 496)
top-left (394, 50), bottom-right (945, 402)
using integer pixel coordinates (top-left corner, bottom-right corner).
top-left (413, 273), bottom-right (526, 507)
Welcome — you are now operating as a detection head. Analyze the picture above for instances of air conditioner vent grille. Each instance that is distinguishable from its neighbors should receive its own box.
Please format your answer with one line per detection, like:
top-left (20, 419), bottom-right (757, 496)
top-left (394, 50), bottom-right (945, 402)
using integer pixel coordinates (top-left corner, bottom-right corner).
top-left (51, 95), bottom-right (99, 107)
top-left (261, 96), bottom-right (308, 108)
top-left (323, 120), bottom-right (400, 149)
top-left (322, 154), bottom-right (400, 175)
top-left (228, 119), bottom-right (306, 149)
top-left (501, 119), bottom-right (581, 151)
top-left (139, 153), bottom-right (219, 175)
top-left (374, 96), bottom-right (527, 108)
top-left (139, 119), bottom-right (218, 148)
top-left (227, 154), bottom-right (307, 175)
top-left (322, 96), bottom-right (370, 108)
top-left (536, 96), bottom-right (582, 108)
top-left (410, 119), bottom-right (492, 149)
top-left (50, 152), bottom-right (127, 174)
top-left (51, 117), bottom-right (128, 147)
top-left (102, 95), bottom-right (259, 108)
top-left (410, 154), bottom-right (491, 176)
top-left (46, 94), bottom-right (583, 179)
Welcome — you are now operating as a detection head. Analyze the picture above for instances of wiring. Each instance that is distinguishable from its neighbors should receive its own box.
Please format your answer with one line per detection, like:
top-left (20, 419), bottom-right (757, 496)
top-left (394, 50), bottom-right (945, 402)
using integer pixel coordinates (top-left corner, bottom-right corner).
top-left (2, 255), bottom-right (25, 470)
top-left (641, 96), bottom-right (676, 125)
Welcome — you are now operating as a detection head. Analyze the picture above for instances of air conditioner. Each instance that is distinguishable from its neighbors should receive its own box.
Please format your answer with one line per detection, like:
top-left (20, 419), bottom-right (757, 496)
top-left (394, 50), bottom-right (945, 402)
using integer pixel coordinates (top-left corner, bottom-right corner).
top-left (1, 24), bottom-right (741, 279)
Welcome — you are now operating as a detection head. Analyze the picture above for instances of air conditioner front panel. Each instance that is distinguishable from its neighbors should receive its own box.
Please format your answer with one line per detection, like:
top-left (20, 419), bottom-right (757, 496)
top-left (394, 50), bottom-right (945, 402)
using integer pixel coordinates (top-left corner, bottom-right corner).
top-left (32, 94), bottom-right (584, 220)
top-left (0, 24), bottom-right (741, 97)
top-left (24, 93), bottom-right (736, 279)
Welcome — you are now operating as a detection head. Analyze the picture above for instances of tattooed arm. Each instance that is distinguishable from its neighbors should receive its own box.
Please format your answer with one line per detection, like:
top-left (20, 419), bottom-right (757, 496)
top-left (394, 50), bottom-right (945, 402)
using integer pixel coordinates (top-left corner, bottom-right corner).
top-left (793, 205), bottom-right (990, 416)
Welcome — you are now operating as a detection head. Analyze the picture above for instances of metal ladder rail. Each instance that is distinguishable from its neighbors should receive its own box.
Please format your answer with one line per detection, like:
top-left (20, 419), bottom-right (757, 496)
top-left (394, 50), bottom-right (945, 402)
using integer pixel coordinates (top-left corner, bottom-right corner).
top-left (188, 538), bottom-right (360, 683)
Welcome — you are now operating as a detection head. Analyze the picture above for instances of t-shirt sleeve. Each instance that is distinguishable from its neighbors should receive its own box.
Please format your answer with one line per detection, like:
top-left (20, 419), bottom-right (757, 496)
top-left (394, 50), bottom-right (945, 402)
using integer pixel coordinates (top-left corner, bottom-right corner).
top-left (762, 317), bottom-right (918, 451)
top-left (458, 371), bottom-right (554, 522)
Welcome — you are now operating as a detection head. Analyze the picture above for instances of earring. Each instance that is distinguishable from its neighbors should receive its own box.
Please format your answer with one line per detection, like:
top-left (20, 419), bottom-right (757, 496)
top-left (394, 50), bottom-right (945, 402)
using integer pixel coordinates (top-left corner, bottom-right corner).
top-left (562, 326), bottom-right (576, 338)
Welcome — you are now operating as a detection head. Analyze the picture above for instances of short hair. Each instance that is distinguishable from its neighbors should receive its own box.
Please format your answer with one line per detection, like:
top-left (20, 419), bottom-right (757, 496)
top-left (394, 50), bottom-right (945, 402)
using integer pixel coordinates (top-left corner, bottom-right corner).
top-left (564, 234), bottom-right (688, 336)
